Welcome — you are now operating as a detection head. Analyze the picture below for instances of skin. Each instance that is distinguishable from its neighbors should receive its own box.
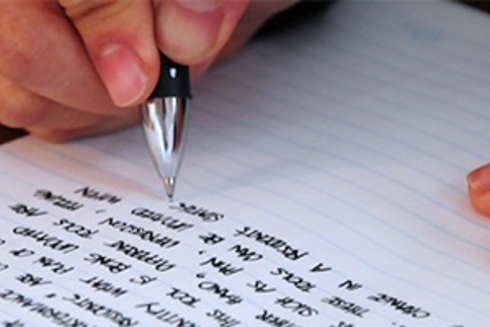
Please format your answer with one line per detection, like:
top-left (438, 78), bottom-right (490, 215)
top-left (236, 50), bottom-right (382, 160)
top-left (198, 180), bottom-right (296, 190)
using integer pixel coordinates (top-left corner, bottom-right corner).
top-left (0, 0), bottom-right (298, 141)
top-left (467, 163), bottom-right (490, 217)
top-left (0, 0), bottom-right (487, 217)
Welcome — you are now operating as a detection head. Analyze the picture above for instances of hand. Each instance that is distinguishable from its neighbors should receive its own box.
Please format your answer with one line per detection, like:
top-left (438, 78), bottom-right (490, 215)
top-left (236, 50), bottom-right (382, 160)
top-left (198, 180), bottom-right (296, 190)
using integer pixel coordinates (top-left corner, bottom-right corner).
top-left (0, 0), bottom-right (298, 141)
top-left (467, 164), bottom-right (490, 217)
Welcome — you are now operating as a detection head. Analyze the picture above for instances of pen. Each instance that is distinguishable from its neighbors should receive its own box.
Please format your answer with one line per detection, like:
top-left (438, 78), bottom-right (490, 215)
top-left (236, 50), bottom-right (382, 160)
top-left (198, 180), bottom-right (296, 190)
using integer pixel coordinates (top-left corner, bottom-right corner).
top-left (140, 53), bottom-right (191, 201)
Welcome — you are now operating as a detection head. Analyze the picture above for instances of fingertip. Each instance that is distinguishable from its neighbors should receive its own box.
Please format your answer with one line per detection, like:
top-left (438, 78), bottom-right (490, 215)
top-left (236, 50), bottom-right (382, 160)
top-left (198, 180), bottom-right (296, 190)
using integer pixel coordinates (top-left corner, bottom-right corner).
top-left (94, 43), bottom-right (151, 107)
top-left (467, 163), bottom-right (490, 217)
top-left (155, 0), bottom-right (248, 65)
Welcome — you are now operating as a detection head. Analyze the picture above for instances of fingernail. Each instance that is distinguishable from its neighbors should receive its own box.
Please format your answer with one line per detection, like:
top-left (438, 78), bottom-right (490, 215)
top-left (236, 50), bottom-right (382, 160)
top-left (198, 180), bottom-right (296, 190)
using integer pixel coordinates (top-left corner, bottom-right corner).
top-left (159, 0), bottom-right (224, 62)
top-left (95, 44), bottom-right (149, 107)
top-left (467, 163), bottom-right (490, 195)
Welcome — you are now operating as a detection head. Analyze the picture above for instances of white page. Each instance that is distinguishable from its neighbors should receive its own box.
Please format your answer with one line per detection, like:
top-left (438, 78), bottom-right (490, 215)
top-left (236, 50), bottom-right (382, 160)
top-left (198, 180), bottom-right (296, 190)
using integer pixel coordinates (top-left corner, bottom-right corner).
top-left (1, 1), bottom-right (490, 326)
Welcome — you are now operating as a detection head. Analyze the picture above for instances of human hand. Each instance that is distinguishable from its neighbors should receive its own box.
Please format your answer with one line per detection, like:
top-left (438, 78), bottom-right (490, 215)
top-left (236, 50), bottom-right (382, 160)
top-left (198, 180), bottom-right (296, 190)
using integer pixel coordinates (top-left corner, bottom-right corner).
top-left (0, 0), bottom-right (298, 141)
top-left (467, 164), bottom-right (490, 217)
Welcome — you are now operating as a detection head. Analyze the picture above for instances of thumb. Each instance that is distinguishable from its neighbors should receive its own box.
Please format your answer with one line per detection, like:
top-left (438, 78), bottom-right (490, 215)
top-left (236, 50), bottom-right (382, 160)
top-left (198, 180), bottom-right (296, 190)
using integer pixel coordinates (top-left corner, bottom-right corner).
top-left (154, 0), bottom-right (250, 65)
top-left (59, 0), bottom-right (159, 107)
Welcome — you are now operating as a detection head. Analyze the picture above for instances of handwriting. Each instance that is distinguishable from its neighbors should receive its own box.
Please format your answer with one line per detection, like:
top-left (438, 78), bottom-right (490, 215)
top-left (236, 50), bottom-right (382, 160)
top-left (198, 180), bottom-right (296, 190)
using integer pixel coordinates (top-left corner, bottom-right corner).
top-left (200, 256), bottom-right (243, 276)
top-left (275, 297), bottom-right (318, 317)
top-left (170, 202), bottom-right (224, 222)
top-left (84, 253), bottom-right (131, 274)
top-left (9, 203), bottom-right (47, 217)
top-left (79, 276), bottom-right (128, 298)
top-left (16, 273), bottom-right (51, 287)
top-left (130, 207), bottom-right (193, 232)
top-left (167, 287), bottom-right (201, 308)
top-left (367, 293), bottom-right (430, 319)
top-left (0, 289), bottom-right (89, 327)
top-left (228, 244), bottom-right (263, 262)
top-left (135, 302), bottom-right (199, 326)
top-left (13, 226), bottom-right (79, 254)
top-left (255, 309), bottom-right (300, 327)
top-left (321, 296), bottom-right (369, 318)
top-left (99, 217), bottom-right (179, 249)
top-left (74, 186), bottom-right (122, 204)
top-left (34, 189), bottom-right (83, 211)
top-left (33, 256), bottom-right (74, 275)
top-left (63, 293), bottom-right (138, 327)
top-left (53, 218), bottom-right (99, 239)
top-left (0, 183), bottom-right (459, 326)
top-left (105, 240), bottom-right (176, 273)
top-left (270, 267), bottom-right (315, 293)
top-left (206, 309), bottom-right (240, 327)
top-left (234, 227), bottom-right (308, 261)
top-left (198, 280), bottom-right (243, 305)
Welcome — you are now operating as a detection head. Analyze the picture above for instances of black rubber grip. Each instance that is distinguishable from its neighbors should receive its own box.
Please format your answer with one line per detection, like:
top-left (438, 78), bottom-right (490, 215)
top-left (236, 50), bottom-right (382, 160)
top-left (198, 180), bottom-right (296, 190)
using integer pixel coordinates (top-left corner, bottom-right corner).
top-left (150, 53), bottom-right (191, 98)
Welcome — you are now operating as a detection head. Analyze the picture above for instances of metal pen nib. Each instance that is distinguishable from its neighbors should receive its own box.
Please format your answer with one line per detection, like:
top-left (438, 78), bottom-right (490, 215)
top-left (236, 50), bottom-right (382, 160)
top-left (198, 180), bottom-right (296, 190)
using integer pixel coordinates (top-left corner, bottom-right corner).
top-left (140, 53), bottom-right (191, 200)
top-left (141, 97), bottom-right (189, 200)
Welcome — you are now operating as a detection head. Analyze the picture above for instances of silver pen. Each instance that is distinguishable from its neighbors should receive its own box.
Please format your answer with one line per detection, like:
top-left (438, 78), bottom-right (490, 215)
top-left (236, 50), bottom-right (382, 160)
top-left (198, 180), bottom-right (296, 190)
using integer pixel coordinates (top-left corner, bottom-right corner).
top-left (140, 53), bottom-right (191, 201)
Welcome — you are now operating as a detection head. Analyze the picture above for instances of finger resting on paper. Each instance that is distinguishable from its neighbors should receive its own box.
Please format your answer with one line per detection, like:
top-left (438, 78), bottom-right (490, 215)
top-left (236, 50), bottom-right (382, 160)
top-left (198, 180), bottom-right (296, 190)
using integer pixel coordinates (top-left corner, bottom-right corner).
top-left (467, 164), bottom-right (490, 217)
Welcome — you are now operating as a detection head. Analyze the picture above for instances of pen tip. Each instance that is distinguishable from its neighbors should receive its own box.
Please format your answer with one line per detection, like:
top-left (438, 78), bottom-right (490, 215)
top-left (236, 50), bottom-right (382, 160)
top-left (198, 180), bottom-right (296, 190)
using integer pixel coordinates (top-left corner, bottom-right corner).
top-left (163, 177), bottom-right (176, 202)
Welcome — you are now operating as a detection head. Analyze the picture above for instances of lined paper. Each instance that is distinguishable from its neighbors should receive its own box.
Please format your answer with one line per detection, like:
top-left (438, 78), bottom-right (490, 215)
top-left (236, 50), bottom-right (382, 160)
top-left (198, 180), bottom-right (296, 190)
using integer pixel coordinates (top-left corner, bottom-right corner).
top-left (1, 2), bottom-right (490, 326)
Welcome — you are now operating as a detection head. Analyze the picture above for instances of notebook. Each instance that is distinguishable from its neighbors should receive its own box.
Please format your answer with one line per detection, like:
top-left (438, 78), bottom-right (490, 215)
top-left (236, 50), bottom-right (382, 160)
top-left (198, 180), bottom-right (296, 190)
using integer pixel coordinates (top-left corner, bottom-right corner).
top-left (1, 1), bottom-right (489, 326)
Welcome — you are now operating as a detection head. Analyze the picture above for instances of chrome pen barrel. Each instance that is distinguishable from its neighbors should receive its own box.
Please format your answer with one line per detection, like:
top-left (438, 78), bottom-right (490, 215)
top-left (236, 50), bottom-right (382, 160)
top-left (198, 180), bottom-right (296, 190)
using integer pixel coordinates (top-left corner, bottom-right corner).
top-left (141, 97), bottom-right (189, 197)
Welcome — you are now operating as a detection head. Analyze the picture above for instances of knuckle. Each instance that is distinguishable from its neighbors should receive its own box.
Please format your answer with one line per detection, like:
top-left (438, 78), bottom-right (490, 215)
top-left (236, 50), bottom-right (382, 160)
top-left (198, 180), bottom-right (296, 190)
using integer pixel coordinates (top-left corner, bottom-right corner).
top-left (59, 0), bottom-right (133, 27)
top-left (0, 3), bottom-right (49, 81)
top-left (0, 84), bottom-right (49, 128)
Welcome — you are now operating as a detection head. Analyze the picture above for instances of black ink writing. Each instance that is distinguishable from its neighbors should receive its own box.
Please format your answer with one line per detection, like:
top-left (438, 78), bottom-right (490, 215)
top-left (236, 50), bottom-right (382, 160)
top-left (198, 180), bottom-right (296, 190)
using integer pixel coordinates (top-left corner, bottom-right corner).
top-left (13, 226), bottom-right (79, 254)
top-left (53, 218), bottom-right (98, 239)
top-left (0, 289), bottom-right (89, 327)
top-left (63, 293), bottom-right (137, 326)
top-left (228, 244), bottom-right (263, 262)
top-left (255, 309), bottom-right (300, 327)
top-left (105, 240), bottom-right (176, 272)
top-left (206, 309), bottom-right (240, 327)
top-left (338, 280), bottom-right (363, 292)
top-left (129, 275), bottom-right (157, 285)
top-left (199, 232), bottom-right (225, 245)
top-left (170, 202), bottom-right (224, 222)
top-left (321, 296), bottom-right (369, 318)
top-left (131, 207), bottom-right (193, 232)
top-left (200, 256), bottom-right (243, 276)
top-left (247, 280), bottom-right (276, 293)
top-left (10, 248), bottom-right (35, 258)
top-left (33, 256), bottom-right (74, 275)
top-left (270, 267), bottom-right (315, 293)
top-left (9, 203), bottom-right (47, 217)
top-left (367, 293), bottom-right (430, 319)
top-left (275, 297), bottom-right (318, 317)
top-left (79, 276), bottom-right (128, 298)
top-left (135, 302), bottom-right (199, 326)
top-left (74, 186), bottom-right (121, 204)
top-left (234, 227), bottom-right (308, 261)
top-left (99, 217), bottom-right (179, 249)
top-left (310, 263), bottom-right (332, 273)
top-left (198, 280), bottom-right (242, 305)
top-left (84, 253), bottom-right (131, 274)
top-left (34, 189), bottom-right (83, 211)
top-left (167, 287), bottom-right (200, 308)
top-left (16, 273), bottom-right (51, 287)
